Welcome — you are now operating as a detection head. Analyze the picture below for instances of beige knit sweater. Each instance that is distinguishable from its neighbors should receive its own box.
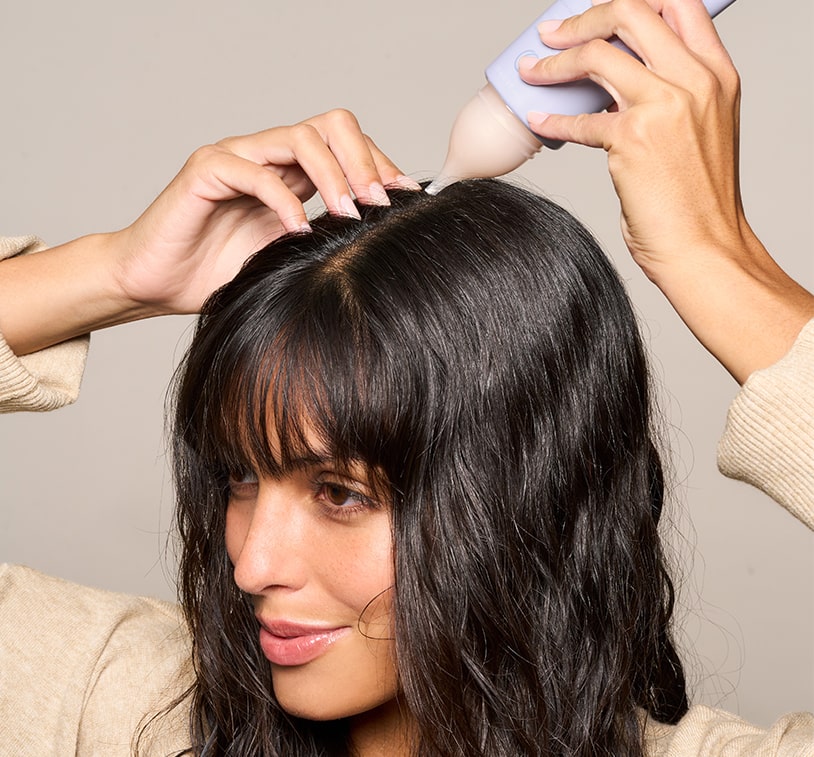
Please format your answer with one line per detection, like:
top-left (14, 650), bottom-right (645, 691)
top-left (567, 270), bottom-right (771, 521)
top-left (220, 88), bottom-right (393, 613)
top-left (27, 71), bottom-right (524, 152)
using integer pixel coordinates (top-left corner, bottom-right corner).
top-left (1, 237), bottom-right (812, 755)
top-left (0, 236), bottom-right (89, 412)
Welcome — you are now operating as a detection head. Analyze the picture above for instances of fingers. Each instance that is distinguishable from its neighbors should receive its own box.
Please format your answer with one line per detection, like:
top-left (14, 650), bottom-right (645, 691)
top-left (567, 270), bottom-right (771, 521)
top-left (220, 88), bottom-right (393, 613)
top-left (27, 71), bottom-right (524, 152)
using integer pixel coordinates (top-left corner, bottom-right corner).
top-left (526, 0), bottom-right (736, 94)
top-left (303, 109), bottom-right (408, 204)
top-left (539, 0), bottom-right (719, 55)
top-left (654, 0), bottom-right (740, 102)
top-left (518, 0), bottom-right (740, 152)
top-left (520, 36), bottom-right (660, 111)
top-left (179, 144), bottom-right (314, 234)
top-left (216, 109), bottom-right (418, 225)
top-left (364, 134), bottom-right (419, 192)
top-left (647, 0), bottom-right (733, 69)
top-left (276, 120), bottom-right (374, 219)
top-left (527, 110), bottom-right (622, 150)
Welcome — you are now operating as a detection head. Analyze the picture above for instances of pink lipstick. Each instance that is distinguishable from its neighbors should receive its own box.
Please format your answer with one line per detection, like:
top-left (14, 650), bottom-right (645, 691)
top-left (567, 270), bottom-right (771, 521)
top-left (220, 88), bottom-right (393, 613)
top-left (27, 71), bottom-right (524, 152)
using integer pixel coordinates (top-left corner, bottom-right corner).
top-left (258, 620), bottom-right (351, 666)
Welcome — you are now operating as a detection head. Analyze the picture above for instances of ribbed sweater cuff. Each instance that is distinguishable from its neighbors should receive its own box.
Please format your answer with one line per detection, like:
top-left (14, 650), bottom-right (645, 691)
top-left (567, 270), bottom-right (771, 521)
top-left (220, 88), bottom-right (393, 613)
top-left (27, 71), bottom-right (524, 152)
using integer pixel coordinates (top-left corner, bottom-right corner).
top-left (718, 318), bottom-right (814, 530)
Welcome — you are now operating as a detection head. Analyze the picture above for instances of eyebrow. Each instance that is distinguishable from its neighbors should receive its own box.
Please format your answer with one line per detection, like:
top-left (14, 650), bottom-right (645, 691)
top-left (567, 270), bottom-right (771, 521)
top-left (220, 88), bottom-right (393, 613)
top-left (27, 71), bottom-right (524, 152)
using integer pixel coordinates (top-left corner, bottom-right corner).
top-left (287, 453), bottom-right (375, 485)
top-left (276, 451), bottom-right (366, 475)
top-left (232, 432), bottom-right (372, 482)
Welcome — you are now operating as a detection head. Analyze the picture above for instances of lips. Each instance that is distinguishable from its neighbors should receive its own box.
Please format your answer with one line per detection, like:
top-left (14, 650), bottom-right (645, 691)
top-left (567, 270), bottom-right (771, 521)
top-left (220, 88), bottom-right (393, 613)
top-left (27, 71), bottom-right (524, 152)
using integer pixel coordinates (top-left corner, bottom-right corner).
top-left (257, 619), bottom-right (351, 666)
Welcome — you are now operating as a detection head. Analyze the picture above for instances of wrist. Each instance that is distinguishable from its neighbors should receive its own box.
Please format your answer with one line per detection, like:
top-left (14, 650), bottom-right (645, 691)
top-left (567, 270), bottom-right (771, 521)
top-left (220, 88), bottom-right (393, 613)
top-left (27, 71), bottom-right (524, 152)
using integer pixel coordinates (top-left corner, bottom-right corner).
top-left (0, 231), bottom-right (162, 356)
top-left (643, 233), bottom-right (814, 383)
top-left (71, 230), bottom-right (165, 326)
top-left (102, 228), bottom-right (173, 321)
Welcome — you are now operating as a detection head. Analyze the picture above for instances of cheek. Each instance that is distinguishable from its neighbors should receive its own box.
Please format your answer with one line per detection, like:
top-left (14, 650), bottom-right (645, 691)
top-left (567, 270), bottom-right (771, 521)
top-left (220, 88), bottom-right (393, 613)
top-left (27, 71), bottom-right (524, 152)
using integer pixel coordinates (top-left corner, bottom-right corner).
top-left (326, 516), bottom-right (394, 616)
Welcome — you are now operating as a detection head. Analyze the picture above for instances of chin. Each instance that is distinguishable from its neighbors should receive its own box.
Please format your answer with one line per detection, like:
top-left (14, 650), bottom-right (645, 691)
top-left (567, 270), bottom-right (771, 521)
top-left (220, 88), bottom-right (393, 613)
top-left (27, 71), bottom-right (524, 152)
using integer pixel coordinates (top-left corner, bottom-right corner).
top-left (275, 694), bottom-right (383, 722)
top-left (271, 666), bottom-right (398, 722)
top-left (265, 624), bottom-right (400, 721)
top-left (275, 693), bottom-right (350, 722)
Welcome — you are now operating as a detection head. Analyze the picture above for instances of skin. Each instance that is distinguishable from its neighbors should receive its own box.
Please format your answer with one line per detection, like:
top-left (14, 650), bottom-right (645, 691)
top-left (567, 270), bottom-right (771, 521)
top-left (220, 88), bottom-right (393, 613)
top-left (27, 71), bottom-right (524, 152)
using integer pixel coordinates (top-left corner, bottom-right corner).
top-left (0, 108), bottom-right (419, 356)
top-left (224, 431), bottom-right (407, 754)
top-left (518, 0), bottom-right (814, 383)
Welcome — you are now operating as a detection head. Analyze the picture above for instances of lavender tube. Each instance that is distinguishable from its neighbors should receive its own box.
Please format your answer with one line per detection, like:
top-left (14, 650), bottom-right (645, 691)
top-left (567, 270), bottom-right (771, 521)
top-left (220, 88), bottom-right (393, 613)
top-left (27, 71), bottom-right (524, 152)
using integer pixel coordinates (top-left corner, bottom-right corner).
top-left (486, 0), bottom-right (737, 148)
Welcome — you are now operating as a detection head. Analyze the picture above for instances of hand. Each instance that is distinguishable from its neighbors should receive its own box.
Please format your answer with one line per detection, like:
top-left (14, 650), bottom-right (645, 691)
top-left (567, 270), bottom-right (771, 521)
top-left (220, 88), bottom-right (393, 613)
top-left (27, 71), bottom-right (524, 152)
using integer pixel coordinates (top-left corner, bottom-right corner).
top-left (520, 0), bottom-right (742, 274)
top-left (518, 0), bottom-right (814, 381)
top-left (0, 110), bottom-right (418, 355)
top-left (111, 108), bottom-right (416, 316)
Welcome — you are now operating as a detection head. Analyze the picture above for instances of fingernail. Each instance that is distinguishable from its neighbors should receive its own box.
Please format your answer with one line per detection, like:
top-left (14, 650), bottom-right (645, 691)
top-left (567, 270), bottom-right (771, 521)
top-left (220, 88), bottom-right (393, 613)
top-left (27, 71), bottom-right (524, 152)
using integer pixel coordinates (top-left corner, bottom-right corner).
top-left (527, 112), bottom-right (550, 128)
top-left (517, 55), bottom-right (538, 73)
top-left (340, 194), bottom-right (362, 220)
top-left (537, 19), bottom-right (563, 35)
top-left (368, 182), bottom-right (390, 205)
top-left (393, 174), bottom-right (422, 191)
top-left (297, 221), bottom-right (312, 233)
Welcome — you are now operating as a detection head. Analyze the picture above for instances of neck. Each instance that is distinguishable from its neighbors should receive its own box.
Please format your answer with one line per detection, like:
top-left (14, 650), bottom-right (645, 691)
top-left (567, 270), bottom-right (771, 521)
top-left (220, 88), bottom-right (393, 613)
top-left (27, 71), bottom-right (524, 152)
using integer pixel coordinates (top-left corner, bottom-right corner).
top-left (348, 697), bottom-right (414, 757)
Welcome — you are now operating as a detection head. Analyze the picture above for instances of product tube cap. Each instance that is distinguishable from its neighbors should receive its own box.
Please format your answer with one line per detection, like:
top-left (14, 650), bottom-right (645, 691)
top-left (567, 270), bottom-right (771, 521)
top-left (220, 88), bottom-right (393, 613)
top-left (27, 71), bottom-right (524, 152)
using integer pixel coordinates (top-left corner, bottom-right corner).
top-left (426, 83), bottom-right (543, 195)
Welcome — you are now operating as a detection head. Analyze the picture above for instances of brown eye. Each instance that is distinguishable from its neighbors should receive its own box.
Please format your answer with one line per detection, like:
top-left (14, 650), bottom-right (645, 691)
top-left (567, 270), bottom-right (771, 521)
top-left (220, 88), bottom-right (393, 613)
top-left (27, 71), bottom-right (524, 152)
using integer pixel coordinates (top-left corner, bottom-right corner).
top-left (323, 483), bottom-right (353, 507)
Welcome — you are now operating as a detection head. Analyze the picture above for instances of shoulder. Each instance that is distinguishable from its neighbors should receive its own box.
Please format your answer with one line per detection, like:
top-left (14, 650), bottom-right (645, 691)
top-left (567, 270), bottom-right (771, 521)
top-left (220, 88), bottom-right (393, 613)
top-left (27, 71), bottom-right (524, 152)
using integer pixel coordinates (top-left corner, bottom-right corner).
top-left (0, 561), bottom-right (183, 632)
top-left (0, 564), bottom-right (192, 755)
top-left (645, 705), bottom-right (814, 756)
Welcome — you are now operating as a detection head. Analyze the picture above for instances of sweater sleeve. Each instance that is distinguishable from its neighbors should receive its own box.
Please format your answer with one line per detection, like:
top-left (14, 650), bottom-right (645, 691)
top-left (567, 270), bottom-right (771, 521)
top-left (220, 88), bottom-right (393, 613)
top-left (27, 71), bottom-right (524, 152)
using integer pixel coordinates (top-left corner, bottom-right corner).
top-left (0, 564), bottom-right (193, 756)
top-left (0, 235), bottom-right (90, 413)
top-left (648, 319), bottom-right (814, 755)
top-left (717, 318), bottom-right (814, 530)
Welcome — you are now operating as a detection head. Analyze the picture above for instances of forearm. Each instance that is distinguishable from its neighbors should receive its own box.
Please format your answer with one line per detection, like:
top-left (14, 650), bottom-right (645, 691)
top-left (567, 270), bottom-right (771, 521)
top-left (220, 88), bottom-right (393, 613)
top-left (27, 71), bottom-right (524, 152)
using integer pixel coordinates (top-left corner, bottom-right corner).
top-left (520, 2), bottom-right (814, 382)
top-left (645, 228), bottom-right (814, 384)
top-left (0, 232), bottom-right (158, 356)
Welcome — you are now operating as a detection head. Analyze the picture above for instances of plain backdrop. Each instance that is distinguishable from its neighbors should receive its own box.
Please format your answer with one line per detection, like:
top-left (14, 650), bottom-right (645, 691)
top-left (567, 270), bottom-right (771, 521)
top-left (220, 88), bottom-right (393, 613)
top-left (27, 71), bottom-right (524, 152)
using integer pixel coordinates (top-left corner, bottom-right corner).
top-left (1, 0), bottom-right (811, 729)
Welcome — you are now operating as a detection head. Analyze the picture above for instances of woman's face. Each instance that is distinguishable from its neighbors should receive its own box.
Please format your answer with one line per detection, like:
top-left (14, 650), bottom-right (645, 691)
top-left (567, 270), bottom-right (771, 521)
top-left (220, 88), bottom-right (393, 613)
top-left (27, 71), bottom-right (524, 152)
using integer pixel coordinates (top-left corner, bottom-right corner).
top-left (224, 424), bottom-right (397, 722)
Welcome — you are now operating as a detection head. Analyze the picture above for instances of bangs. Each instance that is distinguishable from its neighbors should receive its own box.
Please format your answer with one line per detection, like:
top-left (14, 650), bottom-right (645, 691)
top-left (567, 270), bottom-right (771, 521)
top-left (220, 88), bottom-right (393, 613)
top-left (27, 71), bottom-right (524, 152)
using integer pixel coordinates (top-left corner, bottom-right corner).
top-left (177, 234), bottom-right (410, 497)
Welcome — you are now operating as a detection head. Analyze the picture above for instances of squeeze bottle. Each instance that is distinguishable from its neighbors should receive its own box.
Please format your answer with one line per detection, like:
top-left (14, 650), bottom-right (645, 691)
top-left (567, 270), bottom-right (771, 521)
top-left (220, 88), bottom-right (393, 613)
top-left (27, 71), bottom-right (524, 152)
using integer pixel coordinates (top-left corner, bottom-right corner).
top-left (426, 0), bottom-right (737, 194)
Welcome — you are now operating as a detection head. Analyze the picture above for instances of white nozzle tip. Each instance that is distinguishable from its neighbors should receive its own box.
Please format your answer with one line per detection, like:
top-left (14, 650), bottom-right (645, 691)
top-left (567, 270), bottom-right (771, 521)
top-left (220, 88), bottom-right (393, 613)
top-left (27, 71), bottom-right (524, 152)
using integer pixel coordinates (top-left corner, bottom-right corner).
top-left (425, 177), bottom-right (451, 195)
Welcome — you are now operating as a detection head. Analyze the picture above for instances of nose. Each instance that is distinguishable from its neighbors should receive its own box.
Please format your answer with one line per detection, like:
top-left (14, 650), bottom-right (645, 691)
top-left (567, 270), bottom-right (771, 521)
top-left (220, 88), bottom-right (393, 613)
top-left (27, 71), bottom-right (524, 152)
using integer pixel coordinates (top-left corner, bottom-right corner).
top-left (228, 478), bottom-right (308, 596)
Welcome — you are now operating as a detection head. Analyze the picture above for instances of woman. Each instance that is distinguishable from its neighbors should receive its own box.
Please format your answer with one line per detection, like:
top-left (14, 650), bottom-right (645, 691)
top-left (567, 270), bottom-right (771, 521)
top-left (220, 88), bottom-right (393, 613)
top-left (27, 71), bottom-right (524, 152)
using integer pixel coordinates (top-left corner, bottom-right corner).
top-left (1, 0), bottom-right (812, 754)
top-left (168, 178), bottom-right (687, 755)
top-left (2, 172), bottom-right (812, 755)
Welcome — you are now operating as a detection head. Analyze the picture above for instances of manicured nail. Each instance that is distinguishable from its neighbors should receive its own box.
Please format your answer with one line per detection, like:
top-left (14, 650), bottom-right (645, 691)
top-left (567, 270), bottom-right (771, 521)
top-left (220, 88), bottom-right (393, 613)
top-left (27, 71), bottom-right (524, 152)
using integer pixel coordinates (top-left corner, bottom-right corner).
top-left (527, 112), bottom-right (550, 129)
top-left (368, 182), bottom-right (390, 205)
top-left (393, 174), bottom-right (422, 191)
top-left (340, 194), bottom-right (361, 219)
top-left (537, 19), bottom-right (563, 36)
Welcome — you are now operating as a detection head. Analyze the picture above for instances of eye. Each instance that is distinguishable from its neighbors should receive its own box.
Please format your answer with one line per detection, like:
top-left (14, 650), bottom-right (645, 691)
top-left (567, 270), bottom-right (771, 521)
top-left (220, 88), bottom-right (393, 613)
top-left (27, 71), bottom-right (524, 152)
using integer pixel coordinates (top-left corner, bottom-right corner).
top-left (227, 469), bottom-right (258, 500)
top-left (319, 481), bottom-right (367, 509)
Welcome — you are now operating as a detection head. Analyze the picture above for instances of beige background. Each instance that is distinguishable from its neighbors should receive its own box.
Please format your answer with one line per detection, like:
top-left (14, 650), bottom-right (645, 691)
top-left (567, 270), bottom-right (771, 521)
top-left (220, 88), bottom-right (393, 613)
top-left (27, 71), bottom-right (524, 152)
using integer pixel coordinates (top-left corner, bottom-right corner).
top-left (1, 0), bottom-right (811, 729)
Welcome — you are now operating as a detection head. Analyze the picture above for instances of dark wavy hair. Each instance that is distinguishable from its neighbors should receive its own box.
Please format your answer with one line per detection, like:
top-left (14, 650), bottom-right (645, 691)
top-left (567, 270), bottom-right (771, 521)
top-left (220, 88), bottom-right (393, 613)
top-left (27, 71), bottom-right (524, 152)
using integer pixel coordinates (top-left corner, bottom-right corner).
top-left (168, 179), bottom-right (687, 755)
